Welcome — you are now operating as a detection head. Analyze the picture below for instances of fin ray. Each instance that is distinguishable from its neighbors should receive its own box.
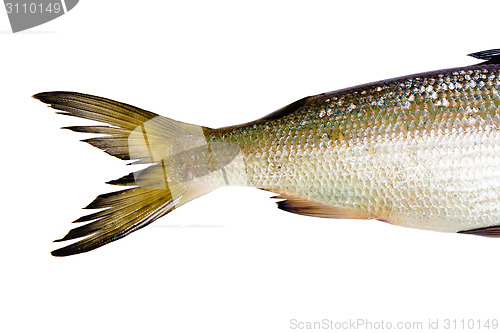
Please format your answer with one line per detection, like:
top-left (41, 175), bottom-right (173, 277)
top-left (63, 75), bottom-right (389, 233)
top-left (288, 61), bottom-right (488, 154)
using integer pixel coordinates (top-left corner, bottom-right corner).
top-left (35, 91), bottom-right (223, 256)
top-left (263, 188), bottom-right (373, 219)
top-left (468, 48), bottom-right (500, 64)
top-left (458, 226), bottom-right (500, 237)
top-left (55, 188), bottom-right (170, 243)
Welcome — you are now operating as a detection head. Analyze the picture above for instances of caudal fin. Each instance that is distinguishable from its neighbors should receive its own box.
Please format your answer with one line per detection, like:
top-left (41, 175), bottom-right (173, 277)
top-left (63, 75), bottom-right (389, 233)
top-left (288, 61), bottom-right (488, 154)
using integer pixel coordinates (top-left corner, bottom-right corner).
top-left (34, 92), bottom-right (235, 256)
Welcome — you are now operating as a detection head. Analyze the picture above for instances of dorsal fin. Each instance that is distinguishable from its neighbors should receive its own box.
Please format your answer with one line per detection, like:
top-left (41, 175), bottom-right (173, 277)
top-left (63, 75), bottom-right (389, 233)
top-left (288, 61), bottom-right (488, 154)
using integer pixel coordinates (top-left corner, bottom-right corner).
top-left (468, 48), bottom-right (500, 64)
top-left (258, 95), bottom-right (312, 122)
top-left (262, 188), bottom-right (373, 219)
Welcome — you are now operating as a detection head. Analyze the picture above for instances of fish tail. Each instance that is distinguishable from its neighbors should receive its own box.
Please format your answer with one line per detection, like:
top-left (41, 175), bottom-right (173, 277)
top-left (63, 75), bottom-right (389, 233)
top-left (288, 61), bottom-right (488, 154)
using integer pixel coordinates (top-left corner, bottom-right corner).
top-left (34, 91), bottom-right (235, 256)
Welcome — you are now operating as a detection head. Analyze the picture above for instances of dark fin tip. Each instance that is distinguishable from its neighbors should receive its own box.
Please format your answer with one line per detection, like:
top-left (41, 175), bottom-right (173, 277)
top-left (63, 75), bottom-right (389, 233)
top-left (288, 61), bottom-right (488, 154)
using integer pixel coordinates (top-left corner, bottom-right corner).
top-left (51, 249), bottom-right (63, 257)
top-left (468, 48), bottom-right (500, 64)
top-left (32, 92), bottom-right (46, 100)
top-left (106, 173), bottom-right (136, 186)
top-left (51, 247), bottom-right (77, 257)
top-left (82, 188), bottom-right (131, 211)
top-left (33, 92), bottom-right (62, 104)
top-left (458, 225), bottom-right (500, 237)
top-left (62, 126), bottom-right (85, 132)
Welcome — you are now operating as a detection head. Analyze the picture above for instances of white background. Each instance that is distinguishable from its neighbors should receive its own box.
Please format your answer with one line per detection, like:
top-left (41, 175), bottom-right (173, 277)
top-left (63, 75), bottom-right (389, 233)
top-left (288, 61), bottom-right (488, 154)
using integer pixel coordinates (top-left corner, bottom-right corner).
top-left (1, 1), bottom-right (500, 332)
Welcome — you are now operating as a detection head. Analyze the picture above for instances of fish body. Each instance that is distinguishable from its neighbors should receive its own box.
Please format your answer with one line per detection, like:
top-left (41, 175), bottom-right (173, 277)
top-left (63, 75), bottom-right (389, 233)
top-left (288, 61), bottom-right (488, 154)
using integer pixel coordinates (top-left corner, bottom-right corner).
top-left (208, 63), bottom-right (500, 233)
top-left (35, 49), bottom-right (500, 256)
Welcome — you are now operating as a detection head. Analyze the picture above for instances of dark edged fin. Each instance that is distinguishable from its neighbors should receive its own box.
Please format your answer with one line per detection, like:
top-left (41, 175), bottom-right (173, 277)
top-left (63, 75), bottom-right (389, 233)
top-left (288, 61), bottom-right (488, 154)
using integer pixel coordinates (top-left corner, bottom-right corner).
top-left (52, 187), bottom-right (173, 256)
top-left (33, 92), bottom-right (159, 160)
top-left (35, 91), bottom-right (218, 256)
top-left (262, 188), bottom-right (373, 219)
top-left (468, 49), bottom-right (500, 65)
top-left (457, 225), bottom-right (500, 237)
top-left (32, 92), bottom-right (171, 256)
top-left (258, 95), bottom-right (313, 122)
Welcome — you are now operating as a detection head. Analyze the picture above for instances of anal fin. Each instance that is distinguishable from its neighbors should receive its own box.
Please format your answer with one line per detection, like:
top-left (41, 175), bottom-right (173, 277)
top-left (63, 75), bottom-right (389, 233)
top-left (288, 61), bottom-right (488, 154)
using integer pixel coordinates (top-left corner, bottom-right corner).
top-left (458, 225), bottom-right (500, 237)
top-left (262, 188), bottom-right (373, 220)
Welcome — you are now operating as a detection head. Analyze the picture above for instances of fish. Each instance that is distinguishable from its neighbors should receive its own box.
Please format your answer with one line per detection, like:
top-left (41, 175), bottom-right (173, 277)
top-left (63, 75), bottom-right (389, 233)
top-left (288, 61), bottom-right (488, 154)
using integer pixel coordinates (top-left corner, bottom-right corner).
top-left (35, 48), bottom-right (500, 256)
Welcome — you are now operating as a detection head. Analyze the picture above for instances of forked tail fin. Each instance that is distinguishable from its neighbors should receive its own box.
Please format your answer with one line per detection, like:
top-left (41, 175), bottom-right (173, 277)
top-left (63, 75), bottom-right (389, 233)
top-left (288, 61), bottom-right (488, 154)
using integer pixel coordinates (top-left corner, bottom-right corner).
top-left (34, 92), bottom-right (239, 256)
